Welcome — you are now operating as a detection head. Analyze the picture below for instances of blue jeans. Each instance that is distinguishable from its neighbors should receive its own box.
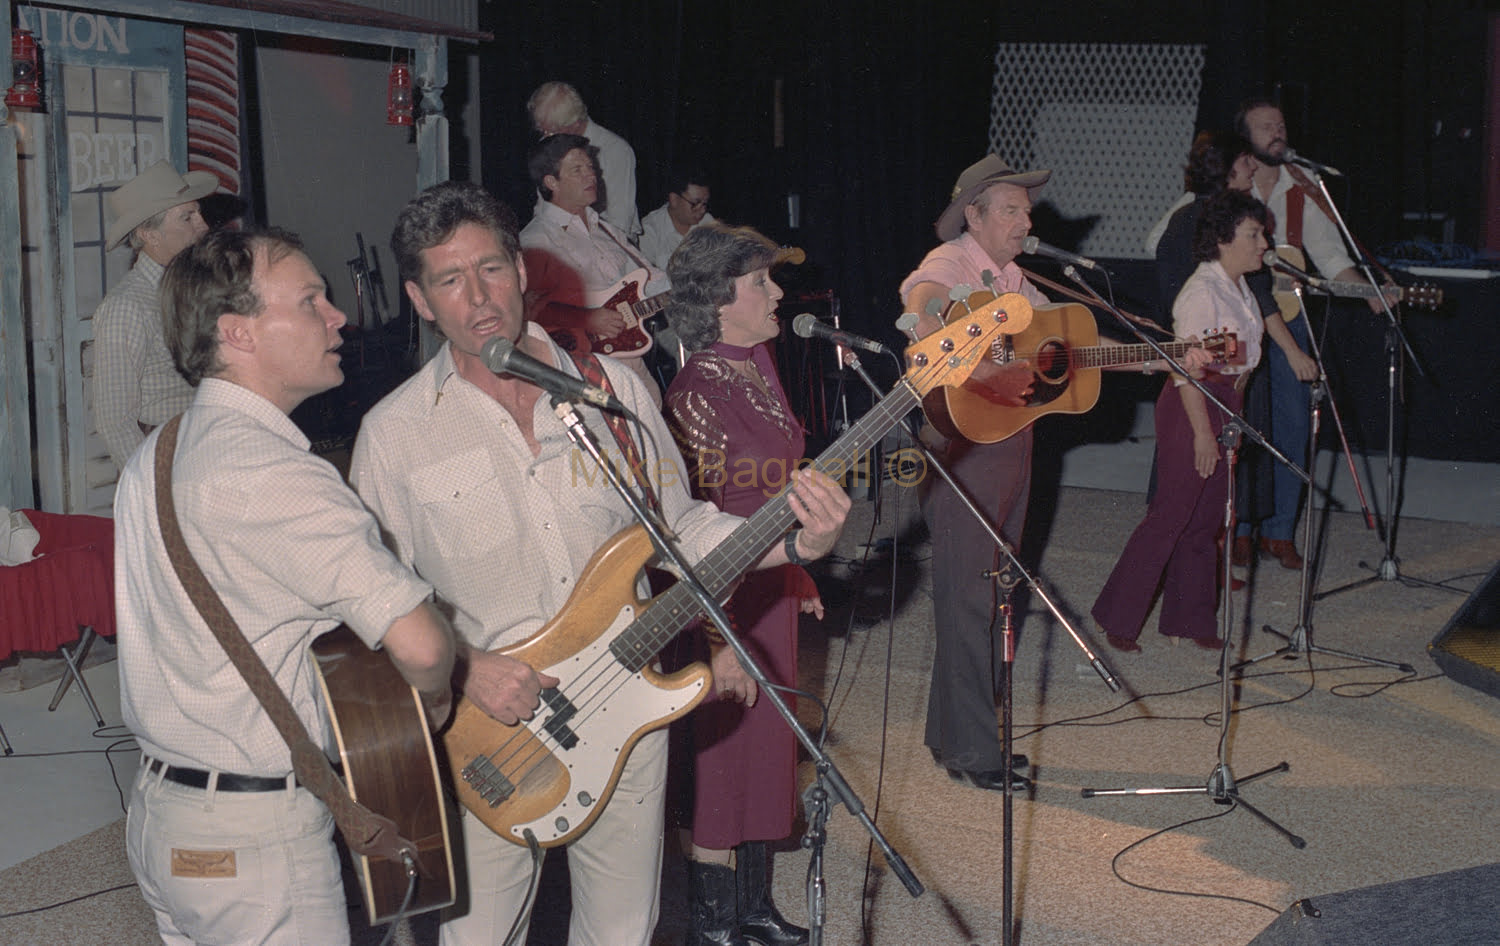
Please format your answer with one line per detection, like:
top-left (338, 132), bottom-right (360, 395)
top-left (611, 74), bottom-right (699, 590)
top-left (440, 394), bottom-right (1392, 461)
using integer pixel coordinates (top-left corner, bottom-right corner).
top-left (1259, 315), bottom-right (1312, 541)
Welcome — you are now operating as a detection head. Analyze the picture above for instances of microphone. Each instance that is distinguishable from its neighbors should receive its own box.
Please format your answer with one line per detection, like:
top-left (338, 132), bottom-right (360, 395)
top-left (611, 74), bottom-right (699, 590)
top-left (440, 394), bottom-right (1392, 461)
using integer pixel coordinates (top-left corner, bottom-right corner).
top-left (1283, 148), bottom-right (1343, 178)
top-left (1021, 236), bottom-right (1100, 272)
top-left (479, 337), bottom-right (628, 413)
top-left (791, 312), bottom-right (890, 355)
top-left (1262, 250), bottom-right (1327, 288)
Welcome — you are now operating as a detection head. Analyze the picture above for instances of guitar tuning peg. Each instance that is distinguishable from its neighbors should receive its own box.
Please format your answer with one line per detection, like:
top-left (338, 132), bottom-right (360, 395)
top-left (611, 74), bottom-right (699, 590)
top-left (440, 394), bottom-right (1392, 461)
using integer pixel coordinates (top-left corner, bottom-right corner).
top-left (949, 284), bottom-right (973, 301)
top-left (924, 299), bottom-right (943, 317)
top-left (980, 269), bottom-right (995, 289)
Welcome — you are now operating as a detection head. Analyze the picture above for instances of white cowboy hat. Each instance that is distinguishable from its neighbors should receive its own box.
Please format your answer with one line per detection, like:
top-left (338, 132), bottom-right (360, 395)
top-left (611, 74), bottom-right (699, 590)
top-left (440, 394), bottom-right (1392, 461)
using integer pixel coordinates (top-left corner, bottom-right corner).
top-left (105, 161), bottom-right (218, 250)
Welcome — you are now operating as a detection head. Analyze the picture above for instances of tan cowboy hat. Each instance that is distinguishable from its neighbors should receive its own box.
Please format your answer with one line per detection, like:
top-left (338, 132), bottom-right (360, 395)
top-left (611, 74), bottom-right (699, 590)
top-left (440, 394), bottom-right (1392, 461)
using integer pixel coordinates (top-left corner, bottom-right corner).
top-left (935, 155), bottom-right (1051, 242)
top-left (106, 161), bottom-right (218, 250)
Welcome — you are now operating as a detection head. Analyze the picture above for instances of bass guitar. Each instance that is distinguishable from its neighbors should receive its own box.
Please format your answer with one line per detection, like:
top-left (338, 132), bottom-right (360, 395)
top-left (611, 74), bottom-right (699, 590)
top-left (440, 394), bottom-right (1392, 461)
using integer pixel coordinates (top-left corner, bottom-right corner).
top-left (923, 293), bottom-right (1240, 445)
top-left (444, 292), bottom-right (1035, 847)
top-left (1272, 245), bottom-right (1443, 322)
top-left (310, 627), bottom-right (455, 925)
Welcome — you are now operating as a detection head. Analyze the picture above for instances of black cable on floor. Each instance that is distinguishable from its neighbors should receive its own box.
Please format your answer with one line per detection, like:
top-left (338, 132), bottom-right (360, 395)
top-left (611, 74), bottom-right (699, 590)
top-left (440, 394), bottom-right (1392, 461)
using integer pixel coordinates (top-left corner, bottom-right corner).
top-left (0, 882), bottom-right (139, 918)
top-left (1108, 803), bottom-right (1283, 915)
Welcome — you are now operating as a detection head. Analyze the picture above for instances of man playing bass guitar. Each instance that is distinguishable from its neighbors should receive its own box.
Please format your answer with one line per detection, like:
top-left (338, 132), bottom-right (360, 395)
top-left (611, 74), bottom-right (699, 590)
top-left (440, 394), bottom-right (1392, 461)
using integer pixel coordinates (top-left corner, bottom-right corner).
top-left (351, 182), bottom-right (850, 946)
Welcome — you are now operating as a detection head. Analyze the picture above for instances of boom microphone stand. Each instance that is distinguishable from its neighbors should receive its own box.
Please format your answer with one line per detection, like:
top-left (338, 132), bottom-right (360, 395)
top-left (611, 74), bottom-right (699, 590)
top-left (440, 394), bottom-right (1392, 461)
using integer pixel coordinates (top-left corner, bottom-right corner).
top-left (1062, 268), bottom-right (1304, 849)
top-left (1234, 286), bottom-right (1415, 673)
top-left (1296, 171), bottom-right (1461, 601)
top-left (842, 335), bottom-right (1120, 946)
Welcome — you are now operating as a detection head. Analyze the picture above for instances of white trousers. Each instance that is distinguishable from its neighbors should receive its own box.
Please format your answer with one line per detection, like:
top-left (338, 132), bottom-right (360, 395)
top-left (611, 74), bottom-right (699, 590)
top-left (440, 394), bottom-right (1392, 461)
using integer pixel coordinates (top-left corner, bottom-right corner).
top-left (439, 728), bottom-right (667, 946)
top-left (125, 762), bottom-right (349, 945)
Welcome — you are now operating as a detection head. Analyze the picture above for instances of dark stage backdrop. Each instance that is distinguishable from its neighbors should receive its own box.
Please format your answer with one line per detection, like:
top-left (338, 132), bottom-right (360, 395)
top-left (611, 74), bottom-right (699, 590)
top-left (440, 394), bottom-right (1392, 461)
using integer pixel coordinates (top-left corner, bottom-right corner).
top-left (476, 0), bottom-right (1494, 460)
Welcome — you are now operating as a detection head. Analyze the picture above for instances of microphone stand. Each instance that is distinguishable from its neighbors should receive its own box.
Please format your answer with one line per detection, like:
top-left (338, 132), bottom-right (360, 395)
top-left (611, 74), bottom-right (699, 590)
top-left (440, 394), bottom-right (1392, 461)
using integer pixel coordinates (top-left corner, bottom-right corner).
top-left (1062, 267), bottom-right (1305, 849)
top-left (1233, 286), bottom-right (1415, 673)
top-left (549, 396), bottom-right (923, 945)
top-left (844, 350), bottom-right (1119, 946)
top-left (1295, 172), bottom-right (1460, 600)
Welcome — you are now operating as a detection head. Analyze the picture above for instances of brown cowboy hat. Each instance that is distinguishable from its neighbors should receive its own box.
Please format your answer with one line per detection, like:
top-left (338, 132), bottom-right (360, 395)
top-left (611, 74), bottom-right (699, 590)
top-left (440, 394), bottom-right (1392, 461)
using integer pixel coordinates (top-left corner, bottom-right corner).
top-left (935, 155), bottom-right (1051, 242)
top-left (106, 161), bottom-right (218, 250)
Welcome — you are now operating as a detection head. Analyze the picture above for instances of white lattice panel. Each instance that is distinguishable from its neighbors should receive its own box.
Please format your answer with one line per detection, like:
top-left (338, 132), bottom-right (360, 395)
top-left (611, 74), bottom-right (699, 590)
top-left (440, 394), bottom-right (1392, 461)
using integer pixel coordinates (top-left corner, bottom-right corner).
top-left (990, 43), bottom-right (1205, 260)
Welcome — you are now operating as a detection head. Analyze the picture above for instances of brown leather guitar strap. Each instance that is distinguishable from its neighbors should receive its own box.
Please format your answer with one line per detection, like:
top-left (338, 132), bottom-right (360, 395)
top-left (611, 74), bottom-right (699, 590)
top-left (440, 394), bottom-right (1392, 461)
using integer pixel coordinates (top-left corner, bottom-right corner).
top-left (152, 415), bottom-right (416, 865)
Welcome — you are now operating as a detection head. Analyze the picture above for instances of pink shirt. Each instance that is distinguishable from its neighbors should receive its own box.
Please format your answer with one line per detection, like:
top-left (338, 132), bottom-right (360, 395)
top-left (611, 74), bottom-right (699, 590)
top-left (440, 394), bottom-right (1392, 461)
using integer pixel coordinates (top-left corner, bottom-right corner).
top-left (898, 232), bottom-right (1049, 309)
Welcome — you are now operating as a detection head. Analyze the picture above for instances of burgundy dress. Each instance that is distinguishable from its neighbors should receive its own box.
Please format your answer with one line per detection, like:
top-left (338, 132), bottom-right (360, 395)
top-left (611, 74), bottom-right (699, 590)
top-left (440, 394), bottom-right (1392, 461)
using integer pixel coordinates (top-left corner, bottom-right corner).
top-left (665, 340), bottom-right (808, 849)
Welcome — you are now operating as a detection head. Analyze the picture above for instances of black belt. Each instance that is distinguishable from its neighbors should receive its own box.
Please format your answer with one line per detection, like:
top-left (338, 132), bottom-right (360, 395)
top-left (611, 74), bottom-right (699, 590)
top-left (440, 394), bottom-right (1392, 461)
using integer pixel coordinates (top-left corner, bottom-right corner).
top-left (146, 757), bottom-right (296, 793)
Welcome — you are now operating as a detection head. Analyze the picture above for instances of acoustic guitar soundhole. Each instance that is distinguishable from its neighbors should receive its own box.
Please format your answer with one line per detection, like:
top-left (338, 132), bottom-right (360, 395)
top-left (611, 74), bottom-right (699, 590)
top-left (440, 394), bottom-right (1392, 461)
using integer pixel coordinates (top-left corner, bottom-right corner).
top-left (1034, 340), bottom-right (1069, 382)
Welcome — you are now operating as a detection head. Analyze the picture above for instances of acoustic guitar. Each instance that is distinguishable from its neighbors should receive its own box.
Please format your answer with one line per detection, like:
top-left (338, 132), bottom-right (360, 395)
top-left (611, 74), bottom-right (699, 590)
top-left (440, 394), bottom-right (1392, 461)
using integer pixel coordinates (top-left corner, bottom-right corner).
top-left (443, 292), bottom-right (1035, 848)
top-left (311, 627), bottom-right (455, 926)
top-left (1272, 245), bottom-right (1443, 322)
top-left (922, 292), bottom-right (1241, 445)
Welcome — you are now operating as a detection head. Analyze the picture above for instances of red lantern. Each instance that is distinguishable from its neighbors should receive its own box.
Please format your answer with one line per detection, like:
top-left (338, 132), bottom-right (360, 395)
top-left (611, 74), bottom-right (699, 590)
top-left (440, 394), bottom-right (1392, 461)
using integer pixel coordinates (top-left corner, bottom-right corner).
top-left (6, 29), bottom-right (42, 111)
top-left (386, 60), bottom-right (413, 126)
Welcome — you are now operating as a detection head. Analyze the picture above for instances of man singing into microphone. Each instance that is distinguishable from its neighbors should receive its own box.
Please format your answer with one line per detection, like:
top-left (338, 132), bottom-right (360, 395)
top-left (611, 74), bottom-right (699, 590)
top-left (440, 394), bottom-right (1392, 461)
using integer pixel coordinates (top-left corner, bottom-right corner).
top-left (898, 156), bottom-right (1052, 794)
top-left (348, 181), bottom-right (850, 946)
top-left (1233, 99), bottom-right (1393, 570)
top-left (899, 156), bottom-right (1208, 794)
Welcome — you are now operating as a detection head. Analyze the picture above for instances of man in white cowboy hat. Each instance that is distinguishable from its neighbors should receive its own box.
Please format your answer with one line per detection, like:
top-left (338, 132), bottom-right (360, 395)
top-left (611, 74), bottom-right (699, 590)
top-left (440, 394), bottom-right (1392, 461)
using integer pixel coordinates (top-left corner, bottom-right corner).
top-left (897, 154), bottom-right (1051, 796)
top-left (92, 160), bottom-right (216, 471)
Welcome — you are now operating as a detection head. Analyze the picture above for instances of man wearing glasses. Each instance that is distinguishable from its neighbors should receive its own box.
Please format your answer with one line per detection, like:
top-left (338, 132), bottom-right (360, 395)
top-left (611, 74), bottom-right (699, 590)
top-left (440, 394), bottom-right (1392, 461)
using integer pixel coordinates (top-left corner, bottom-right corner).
top-left (639, 169), bottom-right (715, 269)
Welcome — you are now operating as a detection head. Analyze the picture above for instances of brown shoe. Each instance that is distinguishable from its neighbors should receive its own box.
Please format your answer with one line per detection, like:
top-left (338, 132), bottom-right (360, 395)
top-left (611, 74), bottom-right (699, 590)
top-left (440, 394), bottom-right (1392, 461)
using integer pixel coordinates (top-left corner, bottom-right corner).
top-left (1230, 535), bottom-right (1253, 567)
top-left (1259, 538), bottom-right (1304, 570)
top-left (1105, 634), bottom-right (1143, 653)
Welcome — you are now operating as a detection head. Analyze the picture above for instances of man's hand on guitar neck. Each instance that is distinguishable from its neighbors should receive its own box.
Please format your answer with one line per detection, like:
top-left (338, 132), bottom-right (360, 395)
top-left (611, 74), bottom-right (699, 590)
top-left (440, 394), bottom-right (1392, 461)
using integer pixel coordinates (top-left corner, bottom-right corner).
top-left (1331, 266), bottom-right (1400, 314)
top-left (460, 645), bottom-right (560, 726)
top-left (772, 468), bottom-right (852, 567)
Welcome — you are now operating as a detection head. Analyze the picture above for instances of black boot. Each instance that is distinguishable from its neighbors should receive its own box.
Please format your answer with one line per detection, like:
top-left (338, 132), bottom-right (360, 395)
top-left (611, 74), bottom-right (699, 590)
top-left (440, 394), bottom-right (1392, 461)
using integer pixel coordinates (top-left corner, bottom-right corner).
top-left (686, 859), bottom-right (750, 946)
top-left (735, 842), bottom-right (809, 946)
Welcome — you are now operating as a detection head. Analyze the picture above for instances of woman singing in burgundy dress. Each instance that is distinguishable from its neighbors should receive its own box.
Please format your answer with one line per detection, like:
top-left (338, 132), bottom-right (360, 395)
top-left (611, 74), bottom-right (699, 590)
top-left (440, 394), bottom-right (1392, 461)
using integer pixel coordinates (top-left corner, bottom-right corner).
top-left (664, 223), bottom-right (819, 946)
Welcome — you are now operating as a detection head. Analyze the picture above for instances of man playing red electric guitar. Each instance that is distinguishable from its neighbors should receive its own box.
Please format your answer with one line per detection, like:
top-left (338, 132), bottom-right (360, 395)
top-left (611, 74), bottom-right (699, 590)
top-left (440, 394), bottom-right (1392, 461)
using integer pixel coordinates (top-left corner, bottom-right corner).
top-left (519, 133), bottom-right (668, 403)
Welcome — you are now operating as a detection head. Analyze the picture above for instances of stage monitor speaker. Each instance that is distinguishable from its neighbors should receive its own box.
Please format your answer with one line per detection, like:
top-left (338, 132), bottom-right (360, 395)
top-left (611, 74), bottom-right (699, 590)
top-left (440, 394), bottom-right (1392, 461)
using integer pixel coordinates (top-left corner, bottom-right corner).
top-left (1428, 559), bottom-right (1500, 700)
top-left (1248, 863), bottom-right (1500, 945)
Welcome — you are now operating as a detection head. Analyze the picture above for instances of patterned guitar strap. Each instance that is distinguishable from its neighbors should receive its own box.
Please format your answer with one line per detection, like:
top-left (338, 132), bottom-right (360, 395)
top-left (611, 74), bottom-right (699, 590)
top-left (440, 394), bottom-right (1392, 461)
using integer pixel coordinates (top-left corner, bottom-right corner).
top-left (569, 352), bottom-right (663, 515)
top-left (152, 415), bottom-right (417, 866)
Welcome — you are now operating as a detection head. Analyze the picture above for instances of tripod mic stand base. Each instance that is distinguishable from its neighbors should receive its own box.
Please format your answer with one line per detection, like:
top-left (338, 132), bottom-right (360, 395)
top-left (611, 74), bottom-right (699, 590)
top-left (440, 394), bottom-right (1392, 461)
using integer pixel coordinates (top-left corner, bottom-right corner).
top-left (1082, 762), bottom-right (1306, 848)
top-left (1232, 624), bottom-right (1417, 674)
top-left (1315, 554), bottom-right (1468, 601)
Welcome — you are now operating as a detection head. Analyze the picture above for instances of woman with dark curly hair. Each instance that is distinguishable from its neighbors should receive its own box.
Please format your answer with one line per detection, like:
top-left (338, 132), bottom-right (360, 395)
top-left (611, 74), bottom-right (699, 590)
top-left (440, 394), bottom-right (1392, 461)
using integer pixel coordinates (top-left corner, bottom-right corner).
top-left (1092, 190), bottom-right (1269, 652)
top-left (664, 222), bottom-right (816, 946)
top-left (1153, 130), bottom-right (1261, 322)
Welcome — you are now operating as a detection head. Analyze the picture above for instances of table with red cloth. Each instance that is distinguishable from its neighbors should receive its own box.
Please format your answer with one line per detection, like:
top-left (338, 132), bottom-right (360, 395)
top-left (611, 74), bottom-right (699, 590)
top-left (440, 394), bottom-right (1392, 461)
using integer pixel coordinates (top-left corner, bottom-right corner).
top-left (0, 510), bottom-right (115, 662)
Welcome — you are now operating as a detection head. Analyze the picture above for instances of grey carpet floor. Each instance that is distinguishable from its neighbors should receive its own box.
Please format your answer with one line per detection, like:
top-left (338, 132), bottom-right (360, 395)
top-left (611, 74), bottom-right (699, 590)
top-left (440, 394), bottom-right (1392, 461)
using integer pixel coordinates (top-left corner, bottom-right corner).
top-left (3, 485), bottom-right (1497, 946)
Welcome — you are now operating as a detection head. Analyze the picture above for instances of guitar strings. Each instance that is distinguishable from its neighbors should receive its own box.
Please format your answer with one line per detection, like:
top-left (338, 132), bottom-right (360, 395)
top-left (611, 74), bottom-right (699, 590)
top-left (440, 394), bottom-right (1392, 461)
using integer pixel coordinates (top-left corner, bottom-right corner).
top-left (467, 315), bottom-right (1009, 824)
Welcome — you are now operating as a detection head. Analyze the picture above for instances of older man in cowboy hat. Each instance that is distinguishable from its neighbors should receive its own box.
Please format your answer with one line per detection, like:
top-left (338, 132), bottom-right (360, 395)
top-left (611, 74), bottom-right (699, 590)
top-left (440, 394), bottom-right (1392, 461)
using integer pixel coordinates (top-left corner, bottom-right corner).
top-left (901, 156), bottom-right (1210, 795)
top-left (897, 155), bottom-right (1052, 795)
top-left (92, 160), bottom-right (216, 471)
